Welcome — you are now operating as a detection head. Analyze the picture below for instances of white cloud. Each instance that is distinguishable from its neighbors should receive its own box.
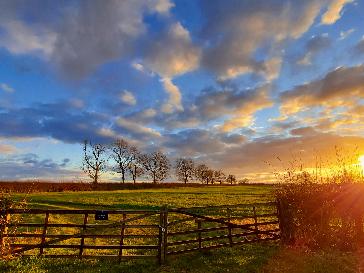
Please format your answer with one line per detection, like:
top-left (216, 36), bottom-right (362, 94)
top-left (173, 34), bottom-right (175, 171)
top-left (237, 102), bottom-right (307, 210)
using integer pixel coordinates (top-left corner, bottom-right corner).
top-left (0, 20), bottom-right (56, 56)
top-left (152, 0), bottom-right (175, 14)
top-left (144, 22), bottom-right (199, 114)
top-left (0, 83), bottom-right (15, 93)
top-left (144, 22), bottom-right (200, 78)
top-left (321, 0), bottom-right (353, 25)
top-left (131, 61), bottom-right (145, 72)
top-left (160, 78), bottom-right (184, 114)
top-left (120, 90), bottom-right (137, 106)
top-left (339, 28), bottom-right (355, 40)
top-left (141, 108), bottom-right (157, 118)
top-left (116, 117), bottom-right (161, 138)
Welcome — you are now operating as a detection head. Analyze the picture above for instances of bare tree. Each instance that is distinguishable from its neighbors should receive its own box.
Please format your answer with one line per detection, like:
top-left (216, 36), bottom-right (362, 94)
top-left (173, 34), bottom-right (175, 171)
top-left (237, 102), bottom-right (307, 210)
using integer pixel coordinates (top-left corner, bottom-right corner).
top-left (226, 174), bottom-right (237, 185)
top-left (239, 178), bottom-right (250, 184)
top-left (140, 151), bottom-right (170, 183)
top-left (194, 164), bottom-right (214, 184)
top-left (82, 140), bottom-right (107, 184)
top-left (127, 146), bottom-right (144, 184)
top-left (111, 139), bottom-right (133, 183)
top-left (175, 158), bottom-right (194, 184)
top-left (213, 170), bottom-right (226, 185)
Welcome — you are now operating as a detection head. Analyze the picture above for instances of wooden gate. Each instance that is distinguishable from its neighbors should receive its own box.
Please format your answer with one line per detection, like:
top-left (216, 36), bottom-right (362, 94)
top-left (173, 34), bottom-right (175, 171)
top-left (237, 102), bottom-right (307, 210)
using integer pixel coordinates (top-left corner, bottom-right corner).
top-left (0, 202), bottom-right (280, 264)
top-left (0, 209), bottom-right (163, 262)
top-left (166, 202), bottom-right (280, 255)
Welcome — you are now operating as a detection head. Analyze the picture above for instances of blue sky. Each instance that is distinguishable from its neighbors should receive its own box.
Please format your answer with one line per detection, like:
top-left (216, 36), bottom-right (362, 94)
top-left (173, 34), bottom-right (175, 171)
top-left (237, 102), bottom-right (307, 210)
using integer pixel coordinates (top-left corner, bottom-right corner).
top-left (1, 0), bottom-right (364, 182)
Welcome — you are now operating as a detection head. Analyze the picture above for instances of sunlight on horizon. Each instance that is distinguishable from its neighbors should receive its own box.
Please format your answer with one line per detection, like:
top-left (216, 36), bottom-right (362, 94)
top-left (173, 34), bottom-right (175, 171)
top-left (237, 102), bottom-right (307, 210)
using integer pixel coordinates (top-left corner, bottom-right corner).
top-left (359, 155), bottom-right (364, 172)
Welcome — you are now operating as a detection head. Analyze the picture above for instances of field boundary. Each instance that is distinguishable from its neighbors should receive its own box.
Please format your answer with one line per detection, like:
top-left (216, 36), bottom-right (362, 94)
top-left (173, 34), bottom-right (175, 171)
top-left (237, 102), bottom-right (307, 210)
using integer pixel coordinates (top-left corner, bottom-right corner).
top-left (0, 203), bottom-right (280, 264)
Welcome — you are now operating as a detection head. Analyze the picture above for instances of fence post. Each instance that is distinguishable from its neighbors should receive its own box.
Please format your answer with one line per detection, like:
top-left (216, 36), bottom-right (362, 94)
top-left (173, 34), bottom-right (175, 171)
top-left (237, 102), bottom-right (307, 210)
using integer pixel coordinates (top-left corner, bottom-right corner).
top-left (40, 211), bottom-right (49, 255)
top-left (158, 206), bottom-right (168, 265)
top-left (163, 207), bottom-right (168, 263)
top-left (197, 220), bottom-right (202, 250)
top-left (253, 206), bottom-right (259, 240)
top-left (118, 213), bottom-right (126, 261)
top-left (227, 208), bottom-right (233, 245)
top-left (0, 210), bottom-right (10, 256)
top-left (158, 209), bottom-right (163, 265)
top-left (79, 213), bottom-right (88, 257)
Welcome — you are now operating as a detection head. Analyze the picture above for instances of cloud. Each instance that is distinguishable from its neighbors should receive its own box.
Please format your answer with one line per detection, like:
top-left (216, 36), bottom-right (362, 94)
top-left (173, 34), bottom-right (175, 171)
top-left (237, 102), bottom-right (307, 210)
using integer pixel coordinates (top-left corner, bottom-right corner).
top-left (127, 83), bottom-right (273, 132)
top-left (0, 101), bottom-right (116, 144)
top-left (0, 144), bottom-right (17, 154)
top-left (0, 19), bottom-right (56, 57)
top-left (196, 85), bottom-right (273, 131)
top-left (144, 22), bottom-right (200, 78)
top-left (131, 61), bottom-right (146, 73)
top-left (0, 0), bottom-right (174, 79)
top-left (0, 83), bottom-right (15, 93)
top-left (52, 0), bottom-right (164, 79)
top-left (290, 126), bottom-right (319, 136)
top-left (163, 129), bottom-right (227, 157)
top-left (120, 90), bottom-right (137, 106)
top-left (153, 0), bottom-right (175, 14)
top-left (163, 129), bottom-right (247, 158)
top-left (0, 153), bottom-right (79, 180)
top-left (339, 28), bottom-right (355, 40)
top-left (116, 117), bottom-right (161, 139)
top-left (200, 0), bottom-right (327, 80)
top-left (160, 78), bottom-right (184, 113)
top-left (355, 38), bottom-right (364, 54)
top-left (143, 22), bottom-right (200, 113)
top-left (321, 0), bottom-right (353, 25)
top-left (210, 133), bottom-right (364, 177)
top-left (297, 34), bottom-right (331, 66)
top-left (280, 65), bottom-right (364, 115)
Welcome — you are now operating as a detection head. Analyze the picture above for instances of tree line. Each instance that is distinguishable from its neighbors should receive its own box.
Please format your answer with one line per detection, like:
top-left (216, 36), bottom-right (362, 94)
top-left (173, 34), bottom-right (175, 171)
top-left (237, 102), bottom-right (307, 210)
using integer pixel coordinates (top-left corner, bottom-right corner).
top-left (82, 139), bottom-right (248, 185)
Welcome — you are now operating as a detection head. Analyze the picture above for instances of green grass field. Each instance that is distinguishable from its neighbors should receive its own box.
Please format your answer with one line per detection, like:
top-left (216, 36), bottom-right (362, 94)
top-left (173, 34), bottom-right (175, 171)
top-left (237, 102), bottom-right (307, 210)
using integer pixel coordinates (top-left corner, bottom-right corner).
top-left (0, 185), bottom-right (359, 273)
top-left (15, 185), bottom-right (274, 210)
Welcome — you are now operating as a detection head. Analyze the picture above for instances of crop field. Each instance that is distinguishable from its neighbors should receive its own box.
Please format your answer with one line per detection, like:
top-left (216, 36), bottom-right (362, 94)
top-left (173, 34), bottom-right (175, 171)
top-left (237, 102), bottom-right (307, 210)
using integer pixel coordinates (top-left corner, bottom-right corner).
top-left (0, 185), bottom-right (359, 273)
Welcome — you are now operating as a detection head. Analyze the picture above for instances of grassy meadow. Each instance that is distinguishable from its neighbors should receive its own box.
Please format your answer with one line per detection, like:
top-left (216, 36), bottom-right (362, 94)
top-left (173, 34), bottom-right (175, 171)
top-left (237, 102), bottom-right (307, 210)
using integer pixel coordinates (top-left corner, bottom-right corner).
top-left (0, 185), bottom-right (360, 273)
top-left (14, 185), bottom-right (273, 210)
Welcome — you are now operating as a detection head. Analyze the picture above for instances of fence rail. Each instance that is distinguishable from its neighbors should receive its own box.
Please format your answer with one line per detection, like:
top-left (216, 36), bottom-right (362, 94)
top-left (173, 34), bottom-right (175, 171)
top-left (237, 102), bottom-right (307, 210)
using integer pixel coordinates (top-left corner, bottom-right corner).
top-left (0, 202), bottom-right (280, 264)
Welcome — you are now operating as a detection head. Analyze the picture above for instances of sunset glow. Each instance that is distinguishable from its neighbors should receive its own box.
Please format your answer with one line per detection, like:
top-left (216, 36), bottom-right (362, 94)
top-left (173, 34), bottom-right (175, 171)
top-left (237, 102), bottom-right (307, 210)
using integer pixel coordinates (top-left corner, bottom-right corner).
top-left (359, 155), bottom-right (364, 172)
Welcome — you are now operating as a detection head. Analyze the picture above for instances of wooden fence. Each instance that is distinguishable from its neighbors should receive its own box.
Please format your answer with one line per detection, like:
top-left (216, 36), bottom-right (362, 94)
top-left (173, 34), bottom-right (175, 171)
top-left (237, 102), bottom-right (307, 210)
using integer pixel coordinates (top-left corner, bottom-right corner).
top-left (0, 202), bottom-right (280, 264)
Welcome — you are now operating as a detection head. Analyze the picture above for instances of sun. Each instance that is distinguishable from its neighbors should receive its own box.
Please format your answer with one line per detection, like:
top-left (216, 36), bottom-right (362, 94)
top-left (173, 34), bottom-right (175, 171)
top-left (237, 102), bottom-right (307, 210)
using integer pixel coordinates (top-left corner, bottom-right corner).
top-left (358, 155), bottom-right (364, 171)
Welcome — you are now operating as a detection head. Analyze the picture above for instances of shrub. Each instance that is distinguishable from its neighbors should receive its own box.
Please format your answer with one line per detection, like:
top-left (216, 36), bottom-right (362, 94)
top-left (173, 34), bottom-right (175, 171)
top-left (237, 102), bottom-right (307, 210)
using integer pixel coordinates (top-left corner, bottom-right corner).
top-left (0, 192), bottom-right (27, 258)
top-left (276, 176), bottom-right (364, 250)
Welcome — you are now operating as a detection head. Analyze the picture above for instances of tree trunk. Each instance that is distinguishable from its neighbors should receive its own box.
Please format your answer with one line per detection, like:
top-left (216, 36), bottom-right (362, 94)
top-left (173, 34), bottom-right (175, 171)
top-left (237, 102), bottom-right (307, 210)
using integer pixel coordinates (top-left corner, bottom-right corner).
top-left (93, 168), bottom-right (99, 184)
top-left (122, 169), bottom-right (125, 184)
top-left (133, 166), bottom-right (136, 184)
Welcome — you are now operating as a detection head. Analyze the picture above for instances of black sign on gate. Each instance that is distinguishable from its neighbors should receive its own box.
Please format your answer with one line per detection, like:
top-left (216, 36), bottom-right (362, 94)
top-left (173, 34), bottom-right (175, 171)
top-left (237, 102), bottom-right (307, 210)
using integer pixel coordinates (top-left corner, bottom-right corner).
top-left (95, 210), bottom-right (109, 220)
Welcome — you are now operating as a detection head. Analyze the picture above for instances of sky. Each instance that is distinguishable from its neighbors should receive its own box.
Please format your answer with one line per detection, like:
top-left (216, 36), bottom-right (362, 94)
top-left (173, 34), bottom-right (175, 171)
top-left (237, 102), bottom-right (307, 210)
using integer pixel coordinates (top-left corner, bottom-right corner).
top-left (0, 0), bottom-right (364, 182)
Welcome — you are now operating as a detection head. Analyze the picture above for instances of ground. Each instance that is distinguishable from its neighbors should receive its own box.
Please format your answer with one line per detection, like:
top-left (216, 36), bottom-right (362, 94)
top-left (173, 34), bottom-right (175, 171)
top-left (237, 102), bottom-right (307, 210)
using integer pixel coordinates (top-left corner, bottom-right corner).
top-left (0, 185), bottom-right (360, 272)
